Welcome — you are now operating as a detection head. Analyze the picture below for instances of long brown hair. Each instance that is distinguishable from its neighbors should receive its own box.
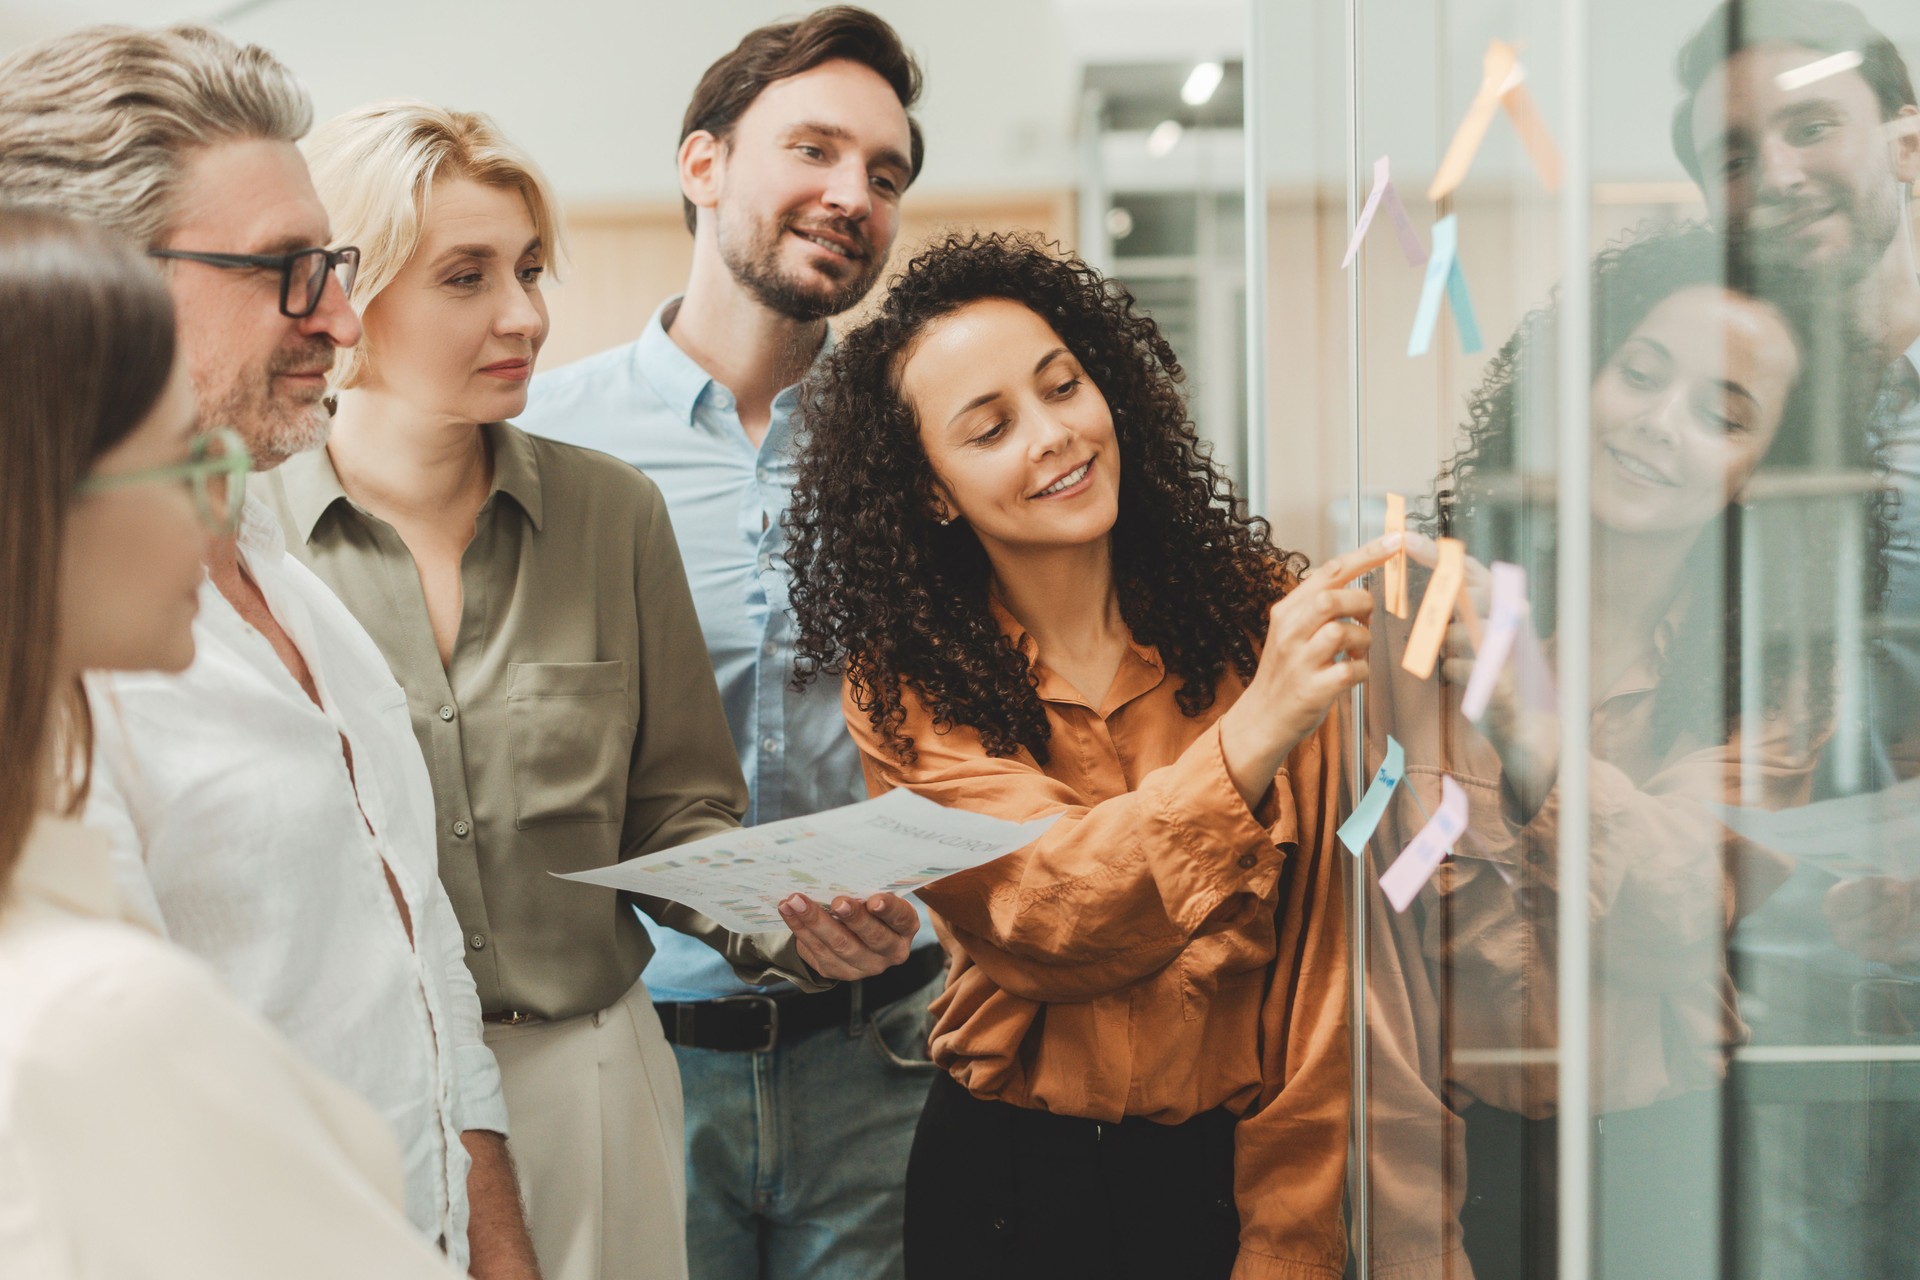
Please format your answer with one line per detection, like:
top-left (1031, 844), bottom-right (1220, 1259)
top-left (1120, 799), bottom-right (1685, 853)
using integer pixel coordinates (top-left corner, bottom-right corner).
top-left (0, 208), bottom-right (179, 886)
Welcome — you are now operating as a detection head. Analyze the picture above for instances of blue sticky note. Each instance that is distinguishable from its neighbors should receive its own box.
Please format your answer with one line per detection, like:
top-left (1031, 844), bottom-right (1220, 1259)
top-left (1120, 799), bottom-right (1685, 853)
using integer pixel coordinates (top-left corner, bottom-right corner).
top-left (1445, 245), bottom-right (1483, 353)
top-left (1338, 736), bottom-right (1406, 856)
top-left (1407, 215), bottom-right (1483, 357)
top-left (1407, 217), bottom-right (1457, 357)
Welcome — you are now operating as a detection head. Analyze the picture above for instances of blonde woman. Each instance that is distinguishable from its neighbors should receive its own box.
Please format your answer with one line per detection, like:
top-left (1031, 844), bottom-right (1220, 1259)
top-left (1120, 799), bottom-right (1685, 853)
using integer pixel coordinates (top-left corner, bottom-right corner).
top-left (266, 101), bottom-right (921, 1280)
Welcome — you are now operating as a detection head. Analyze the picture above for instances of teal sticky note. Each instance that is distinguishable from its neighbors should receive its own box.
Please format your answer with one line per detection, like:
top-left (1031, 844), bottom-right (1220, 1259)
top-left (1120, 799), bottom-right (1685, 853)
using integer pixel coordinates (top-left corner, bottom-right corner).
top-left (1407, 217), bottom-right (1457, 357)
top-left (1407, 215), bottom-right (1482, 356)
top-left (1338, 736), bottom-right (1406, 856)
top-left (1445, 245), bottom-right (1483, 353)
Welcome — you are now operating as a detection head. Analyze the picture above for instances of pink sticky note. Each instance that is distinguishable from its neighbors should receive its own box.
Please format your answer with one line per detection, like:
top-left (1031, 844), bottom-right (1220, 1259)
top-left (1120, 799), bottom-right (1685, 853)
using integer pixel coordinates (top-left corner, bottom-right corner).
top-left (1462, 562), bottom-right (1528, 722)
top-left (1379, 777), bottom-right (1469, 912)
top-left (1512, 614), bottom-right (1558, 714)
top-left (1342, 156), bottom-right (1429, 269)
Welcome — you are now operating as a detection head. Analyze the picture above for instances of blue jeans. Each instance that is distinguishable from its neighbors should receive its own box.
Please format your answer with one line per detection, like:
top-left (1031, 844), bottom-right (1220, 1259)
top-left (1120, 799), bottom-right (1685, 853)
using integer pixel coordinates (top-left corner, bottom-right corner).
top-left (675, 972), bottom-right (941, 1280)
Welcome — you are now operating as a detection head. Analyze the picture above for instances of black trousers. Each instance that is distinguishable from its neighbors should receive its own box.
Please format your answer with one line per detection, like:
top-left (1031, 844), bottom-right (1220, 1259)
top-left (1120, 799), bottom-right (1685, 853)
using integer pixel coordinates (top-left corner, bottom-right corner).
top-left (904, 1071), bottom-right (1241, 1280)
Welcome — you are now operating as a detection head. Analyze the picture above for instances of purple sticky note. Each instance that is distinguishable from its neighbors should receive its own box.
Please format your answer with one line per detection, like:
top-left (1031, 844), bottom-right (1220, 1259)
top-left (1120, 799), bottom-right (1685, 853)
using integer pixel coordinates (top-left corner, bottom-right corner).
top-left (1462, 562), bottom-right (1528, 722)
top-left (1378, 777), bottom-right (1469, 912)
top-left (1342, 156), bottom-right (1429, 269)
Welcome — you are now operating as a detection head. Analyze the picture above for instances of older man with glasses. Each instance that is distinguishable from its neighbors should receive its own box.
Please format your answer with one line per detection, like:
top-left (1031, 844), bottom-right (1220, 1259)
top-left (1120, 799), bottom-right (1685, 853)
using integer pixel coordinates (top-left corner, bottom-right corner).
top-left (0, 24), bottom-right (540, 1278)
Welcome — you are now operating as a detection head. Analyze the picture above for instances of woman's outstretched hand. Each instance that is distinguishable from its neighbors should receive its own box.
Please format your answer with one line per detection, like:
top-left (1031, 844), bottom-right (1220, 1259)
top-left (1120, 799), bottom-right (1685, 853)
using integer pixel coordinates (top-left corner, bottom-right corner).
top-left (779, 891), bottom-right (922, 980)
top-left (1220, 535), bottom-right (1402, 808)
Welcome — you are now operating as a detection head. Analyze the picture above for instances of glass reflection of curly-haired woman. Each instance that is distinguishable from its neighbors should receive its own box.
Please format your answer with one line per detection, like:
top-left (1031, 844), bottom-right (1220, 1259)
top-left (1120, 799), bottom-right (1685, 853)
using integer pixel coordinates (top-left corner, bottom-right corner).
top-left (1366, 222), bottom-right (1886, 1279)
top-left (786, 232), bottom-right (1397, 1279)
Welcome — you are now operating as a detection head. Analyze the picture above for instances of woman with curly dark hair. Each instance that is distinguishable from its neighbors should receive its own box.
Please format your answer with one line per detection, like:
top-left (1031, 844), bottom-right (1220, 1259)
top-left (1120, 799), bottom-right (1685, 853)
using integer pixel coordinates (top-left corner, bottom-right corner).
top-left (786, 232), bottom-right (1397, 1279)
top-left (1361, 222), bottom-right (1885, 1278)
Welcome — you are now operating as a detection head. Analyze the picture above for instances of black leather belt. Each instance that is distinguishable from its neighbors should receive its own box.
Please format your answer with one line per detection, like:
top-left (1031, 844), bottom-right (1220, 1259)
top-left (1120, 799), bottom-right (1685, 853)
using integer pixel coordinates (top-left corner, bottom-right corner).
top-left (655, 946), bottom-right (945, 1052)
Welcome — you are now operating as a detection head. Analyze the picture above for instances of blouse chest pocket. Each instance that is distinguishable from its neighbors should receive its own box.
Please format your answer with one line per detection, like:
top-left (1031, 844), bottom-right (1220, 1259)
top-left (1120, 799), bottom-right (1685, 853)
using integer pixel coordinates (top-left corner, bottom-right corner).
top-left (507, 660), bottom-right (635, 829)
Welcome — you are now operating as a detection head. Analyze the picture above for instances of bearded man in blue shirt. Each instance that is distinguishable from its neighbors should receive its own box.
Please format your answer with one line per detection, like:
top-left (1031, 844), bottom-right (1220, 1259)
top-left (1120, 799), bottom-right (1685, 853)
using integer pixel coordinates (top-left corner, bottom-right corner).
top-left (520, 9), bottom-right (944, 1279)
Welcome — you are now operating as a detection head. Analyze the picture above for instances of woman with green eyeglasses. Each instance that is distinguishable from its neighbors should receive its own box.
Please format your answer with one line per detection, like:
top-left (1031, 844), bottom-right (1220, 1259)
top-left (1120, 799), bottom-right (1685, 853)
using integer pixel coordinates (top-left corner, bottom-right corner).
top-left (0, 206), bottom-right (459, 1278)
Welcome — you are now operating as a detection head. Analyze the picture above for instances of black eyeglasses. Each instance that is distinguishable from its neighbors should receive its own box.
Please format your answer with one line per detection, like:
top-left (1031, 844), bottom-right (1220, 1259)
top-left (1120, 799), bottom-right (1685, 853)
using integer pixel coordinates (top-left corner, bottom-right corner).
top-left (148, 245), bottom-right (361, 319)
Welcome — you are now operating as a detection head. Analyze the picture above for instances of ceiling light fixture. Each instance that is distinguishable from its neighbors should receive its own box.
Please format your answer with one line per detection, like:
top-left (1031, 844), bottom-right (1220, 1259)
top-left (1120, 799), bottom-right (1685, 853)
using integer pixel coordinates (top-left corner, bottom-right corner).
top-left (1181, 61), bottom-right (1224, 106)
top-left (1146, 119), bottom-right (1184, 157)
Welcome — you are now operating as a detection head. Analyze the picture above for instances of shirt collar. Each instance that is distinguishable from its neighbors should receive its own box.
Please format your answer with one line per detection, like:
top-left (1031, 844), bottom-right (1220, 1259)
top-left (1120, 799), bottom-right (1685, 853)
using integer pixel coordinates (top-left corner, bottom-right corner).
top-left (272, 420), bottom-right (545, 544)
top-left (987, 594), bottom-right (1167, 712)
top-left (1603, 577), bottom-right (1698, 703)
top-left (11, 816), bottom-right (151, 931)
top-left (635, 297), bottom-right (713, 428)
top-left (634, 295), bottom-right (835, 432)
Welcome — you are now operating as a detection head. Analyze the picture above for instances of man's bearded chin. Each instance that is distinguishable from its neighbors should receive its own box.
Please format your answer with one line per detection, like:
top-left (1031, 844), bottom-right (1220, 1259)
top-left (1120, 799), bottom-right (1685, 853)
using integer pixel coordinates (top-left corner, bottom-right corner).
top-left (1733, 182), bottom-right (1904, 291)
top-left (195, 361), bottom-right (334, 474)
top-left (721, 215), bottom-right (886, 322)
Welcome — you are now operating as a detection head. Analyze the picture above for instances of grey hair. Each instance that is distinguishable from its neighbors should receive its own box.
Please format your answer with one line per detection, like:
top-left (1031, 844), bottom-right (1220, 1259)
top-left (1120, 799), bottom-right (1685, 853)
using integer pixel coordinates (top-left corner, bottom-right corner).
top-left (0, 24), bottom-right (312, 248)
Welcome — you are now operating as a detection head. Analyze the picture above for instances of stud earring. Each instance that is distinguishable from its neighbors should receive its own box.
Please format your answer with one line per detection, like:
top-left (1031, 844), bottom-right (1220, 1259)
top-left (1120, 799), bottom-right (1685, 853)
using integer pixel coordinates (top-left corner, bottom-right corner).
top-left (938, 514), bottom-right (952, 526)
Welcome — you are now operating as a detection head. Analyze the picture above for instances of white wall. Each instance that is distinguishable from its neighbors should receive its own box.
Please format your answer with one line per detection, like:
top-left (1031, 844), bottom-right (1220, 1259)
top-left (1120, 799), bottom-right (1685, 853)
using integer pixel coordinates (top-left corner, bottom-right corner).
top-left (0, 0), bottom-right (1248, 201)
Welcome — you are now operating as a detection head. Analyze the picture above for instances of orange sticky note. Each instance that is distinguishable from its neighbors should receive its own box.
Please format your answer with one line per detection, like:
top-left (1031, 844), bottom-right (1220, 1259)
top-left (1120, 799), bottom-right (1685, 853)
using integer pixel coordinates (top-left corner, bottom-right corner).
top-left (1401, 537), bottom-right (1466, 679)
top-left (1429, 41), bottom-right (1518, 201)
top-left (1384, 493), bottom-right (1409, 618)
top-left (1499, 69), bottom-right (1563, 193)
top-left (1429, 41), bottom-right (1561, 200)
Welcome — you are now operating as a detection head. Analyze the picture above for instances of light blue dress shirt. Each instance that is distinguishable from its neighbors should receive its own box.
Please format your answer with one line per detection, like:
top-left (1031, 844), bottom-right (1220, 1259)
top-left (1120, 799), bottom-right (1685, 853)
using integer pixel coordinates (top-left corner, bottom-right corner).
top-left (520, 298), bottom-right (936, 1000)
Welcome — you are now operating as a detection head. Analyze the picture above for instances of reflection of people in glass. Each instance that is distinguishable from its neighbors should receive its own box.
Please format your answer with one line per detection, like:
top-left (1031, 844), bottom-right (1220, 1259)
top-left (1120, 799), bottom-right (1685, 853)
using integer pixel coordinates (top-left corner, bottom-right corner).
top-left (786, 234), bottom-right (1396, 1278)
top-left (1675, 0), bottom-right (1920, 787)
top-left (1674, 6), bottom-right (1920, 1273)
top-left (1368, 224), bottom-right (1874, 1279)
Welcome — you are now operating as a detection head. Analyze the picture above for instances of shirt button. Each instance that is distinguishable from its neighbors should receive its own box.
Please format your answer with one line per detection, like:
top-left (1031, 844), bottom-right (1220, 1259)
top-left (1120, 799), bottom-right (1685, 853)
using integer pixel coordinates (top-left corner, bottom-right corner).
top-left (764, 640), bottom-right (779, 657)
top-left (452, 820), bottom-right (470, 838)
top-left (761, 736), bottom-right (781, 754)
top-left (756, 466), bottom-right (771, 483)
top-left (468, 933), bottom-right (486, 951)
top-left (1238, 853), bottom-right (1258, 870)
top-left (438, 705), bottom-right (455, 721)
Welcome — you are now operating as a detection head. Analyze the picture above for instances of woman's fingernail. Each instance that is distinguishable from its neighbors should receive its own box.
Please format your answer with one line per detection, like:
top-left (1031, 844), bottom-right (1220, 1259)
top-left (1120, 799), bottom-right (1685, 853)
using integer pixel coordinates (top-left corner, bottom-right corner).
top-left (779, 895), bottom-right (805, 918)
top-left (830, 899), bottom-right (855, 920)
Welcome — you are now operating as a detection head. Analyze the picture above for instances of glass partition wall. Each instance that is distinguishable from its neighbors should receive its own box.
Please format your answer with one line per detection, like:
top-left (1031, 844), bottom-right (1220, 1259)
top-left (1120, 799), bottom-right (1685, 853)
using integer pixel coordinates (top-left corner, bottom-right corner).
top-left (1249, 1), bottom-right (1919, 1276)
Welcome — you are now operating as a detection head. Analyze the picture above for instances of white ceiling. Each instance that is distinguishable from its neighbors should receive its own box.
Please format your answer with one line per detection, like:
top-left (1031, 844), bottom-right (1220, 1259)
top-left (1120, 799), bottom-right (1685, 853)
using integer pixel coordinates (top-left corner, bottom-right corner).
top-left (2, 0), bottom-right (1916, 197)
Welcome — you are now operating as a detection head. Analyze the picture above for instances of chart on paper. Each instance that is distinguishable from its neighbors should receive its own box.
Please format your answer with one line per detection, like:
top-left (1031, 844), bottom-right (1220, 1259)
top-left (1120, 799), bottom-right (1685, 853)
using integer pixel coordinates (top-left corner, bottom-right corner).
top-left (557, 788), bottom-right (1060, 933)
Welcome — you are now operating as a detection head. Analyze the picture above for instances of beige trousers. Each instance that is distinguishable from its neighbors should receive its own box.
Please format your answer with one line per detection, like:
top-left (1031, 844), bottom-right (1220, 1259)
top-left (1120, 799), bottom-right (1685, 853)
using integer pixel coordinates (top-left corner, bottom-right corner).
top-left (483, 977), bottom-right (687, 1280)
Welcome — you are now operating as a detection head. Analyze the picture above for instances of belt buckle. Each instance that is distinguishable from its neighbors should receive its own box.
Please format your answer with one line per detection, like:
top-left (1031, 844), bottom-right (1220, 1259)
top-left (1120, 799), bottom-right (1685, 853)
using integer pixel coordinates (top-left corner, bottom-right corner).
top-left (714, 993), bottom-right (780, 1052)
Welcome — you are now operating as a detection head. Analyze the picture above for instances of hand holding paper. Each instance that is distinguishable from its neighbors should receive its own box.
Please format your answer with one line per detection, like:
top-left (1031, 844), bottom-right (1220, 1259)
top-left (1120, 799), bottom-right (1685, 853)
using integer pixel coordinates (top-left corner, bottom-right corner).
top-left (557, 788), bottom-right (1060, 935)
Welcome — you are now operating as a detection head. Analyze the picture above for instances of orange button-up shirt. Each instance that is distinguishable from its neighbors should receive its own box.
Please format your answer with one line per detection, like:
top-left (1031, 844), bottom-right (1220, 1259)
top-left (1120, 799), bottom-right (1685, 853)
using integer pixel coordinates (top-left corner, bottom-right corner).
top-left (845, 601), bottom-right (1351, 1279)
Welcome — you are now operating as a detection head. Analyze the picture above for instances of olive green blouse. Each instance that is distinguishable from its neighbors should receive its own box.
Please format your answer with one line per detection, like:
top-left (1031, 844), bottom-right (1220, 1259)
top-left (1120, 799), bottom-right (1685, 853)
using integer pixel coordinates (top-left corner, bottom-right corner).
top-left (258, 421), bottom-right (818, 1020)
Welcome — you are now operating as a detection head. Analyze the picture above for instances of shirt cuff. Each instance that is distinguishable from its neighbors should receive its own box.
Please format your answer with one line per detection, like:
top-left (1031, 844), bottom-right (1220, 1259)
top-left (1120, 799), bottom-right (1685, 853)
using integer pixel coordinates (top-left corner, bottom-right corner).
top-left (451, 1040), bottom-right (510, 1136)
top-left (1155, 722), bottom-right (1291, 923)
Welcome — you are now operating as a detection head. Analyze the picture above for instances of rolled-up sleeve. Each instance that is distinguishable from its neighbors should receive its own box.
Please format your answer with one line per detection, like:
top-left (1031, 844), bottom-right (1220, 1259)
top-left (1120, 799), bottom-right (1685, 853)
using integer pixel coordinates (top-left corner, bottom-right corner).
top-left (848, 680), bottom-right (1291, 1004)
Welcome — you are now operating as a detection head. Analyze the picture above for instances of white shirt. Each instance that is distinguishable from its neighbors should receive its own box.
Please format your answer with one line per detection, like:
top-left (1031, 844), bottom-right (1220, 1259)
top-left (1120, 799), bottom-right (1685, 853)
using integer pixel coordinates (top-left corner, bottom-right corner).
top-left (0, 817), bottom-right (460, 1279)
top-left (84, 499), bottom-right (506, 1266)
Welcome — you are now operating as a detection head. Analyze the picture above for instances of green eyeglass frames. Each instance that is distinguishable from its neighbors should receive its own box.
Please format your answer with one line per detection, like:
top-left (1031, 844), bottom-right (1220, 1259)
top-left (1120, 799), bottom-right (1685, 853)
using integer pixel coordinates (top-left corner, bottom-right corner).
top-left (78, 428), bottom-right (253, 534)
